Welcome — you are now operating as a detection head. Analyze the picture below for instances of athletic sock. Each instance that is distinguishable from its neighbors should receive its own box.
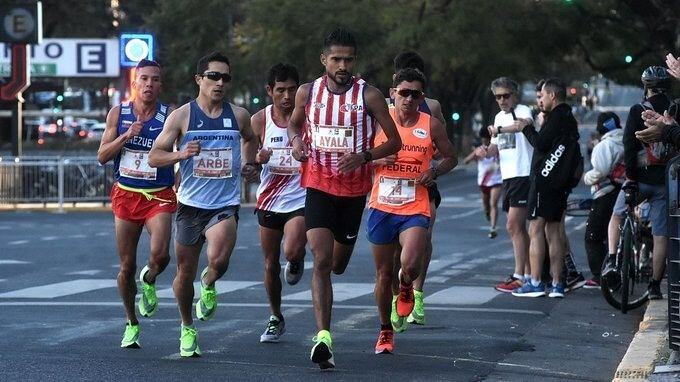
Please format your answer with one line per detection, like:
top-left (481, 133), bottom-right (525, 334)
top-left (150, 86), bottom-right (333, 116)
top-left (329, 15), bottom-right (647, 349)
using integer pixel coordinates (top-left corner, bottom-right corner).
top-left (531, 279), bottom-right (542, 287)
top-left (513, 273), bottom-right (523, 281)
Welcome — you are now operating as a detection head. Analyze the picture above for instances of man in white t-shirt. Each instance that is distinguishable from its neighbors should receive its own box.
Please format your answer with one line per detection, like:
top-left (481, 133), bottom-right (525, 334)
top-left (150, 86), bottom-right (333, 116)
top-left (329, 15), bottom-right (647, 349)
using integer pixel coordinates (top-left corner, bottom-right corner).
top-left (475, 77), bottom-right (533, 292)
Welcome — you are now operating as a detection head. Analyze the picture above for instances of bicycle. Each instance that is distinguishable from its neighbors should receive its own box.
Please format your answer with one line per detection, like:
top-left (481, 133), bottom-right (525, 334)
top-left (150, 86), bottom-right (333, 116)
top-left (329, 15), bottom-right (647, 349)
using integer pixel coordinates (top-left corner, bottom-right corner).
top-left (600, 184), bottom-right (653, 313)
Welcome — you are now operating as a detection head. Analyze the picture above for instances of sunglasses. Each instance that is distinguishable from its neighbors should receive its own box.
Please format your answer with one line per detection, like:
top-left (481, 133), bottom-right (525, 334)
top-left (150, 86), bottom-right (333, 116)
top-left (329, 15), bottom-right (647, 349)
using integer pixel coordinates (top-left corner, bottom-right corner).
top-left (200, 71), bottom-right (232, 82)
top-left (494, 93), bottom-right (512, 100)
top-left (395, 88), bottom-right (424, 99)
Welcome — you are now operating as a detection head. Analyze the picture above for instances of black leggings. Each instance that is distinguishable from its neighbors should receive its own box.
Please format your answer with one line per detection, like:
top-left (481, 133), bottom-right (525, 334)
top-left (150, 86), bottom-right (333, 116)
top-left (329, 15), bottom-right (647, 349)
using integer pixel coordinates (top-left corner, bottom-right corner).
top-left (584, 188), bottom-right (619, 280)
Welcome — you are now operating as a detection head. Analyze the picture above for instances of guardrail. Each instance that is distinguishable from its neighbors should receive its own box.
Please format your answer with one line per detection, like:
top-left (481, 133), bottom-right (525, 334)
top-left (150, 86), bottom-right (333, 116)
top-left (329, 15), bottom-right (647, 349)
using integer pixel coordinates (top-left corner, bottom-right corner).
top-left (0, 156), bottom-right (259, 209)
top-left (0, 156), bottom-right (115, 209)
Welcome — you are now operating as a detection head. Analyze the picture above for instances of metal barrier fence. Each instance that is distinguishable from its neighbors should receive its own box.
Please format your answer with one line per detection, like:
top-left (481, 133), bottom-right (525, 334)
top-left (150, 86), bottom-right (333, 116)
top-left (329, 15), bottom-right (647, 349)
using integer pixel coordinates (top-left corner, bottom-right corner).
top-left (667, 156), bottom-right (680, 350)
top-left (0, 156), bottom-right (115, 207)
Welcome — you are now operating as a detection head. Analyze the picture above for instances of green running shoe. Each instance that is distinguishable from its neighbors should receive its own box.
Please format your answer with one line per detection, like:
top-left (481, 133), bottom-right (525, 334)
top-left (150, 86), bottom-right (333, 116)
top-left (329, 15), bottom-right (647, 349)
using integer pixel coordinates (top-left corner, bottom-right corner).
top-left (138, 265), bottom-right (158, 318)
top-left (390, 295), bottom-right (408, 333)
top-left (310, 330), bottom-right (334, 369)
top-left (120, 321), bottom-right (140, 348)
top-left (180, 325), bottom-right (201, 357)
top-left (407, 290), bottom-right (426, 325)
top-left (196, 267), bottom-right (217, 321)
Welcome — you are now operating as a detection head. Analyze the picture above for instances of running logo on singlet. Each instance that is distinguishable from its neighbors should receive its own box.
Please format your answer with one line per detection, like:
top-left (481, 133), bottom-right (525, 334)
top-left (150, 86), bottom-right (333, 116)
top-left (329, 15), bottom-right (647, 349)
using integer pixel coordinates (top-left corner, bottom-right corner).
top-left (193, 148), bottom-right (232, 178)
top-left (312, 124), bottom-right (354, 153)
top-left (497, 133), bottom-right (516, 150)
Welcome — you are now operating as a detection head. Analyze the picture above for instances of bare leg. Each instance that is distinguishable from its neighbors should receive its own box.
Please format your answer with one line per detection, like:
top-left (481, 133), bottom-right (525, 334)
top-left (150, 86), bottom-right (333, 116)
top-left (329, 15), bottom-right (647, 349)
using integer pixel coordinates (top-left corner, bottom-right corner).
top-left (143, 212), bottom-right (172, 283)
top-left (308, 227), bottom-right (335, 331)
top-left (260, 226), bottom-right (284, 317)
top-left (508, 206), bottom-right (530, 276)
top-left (115, 218), bottom-right (143, 324)
top-left (529, 218), bottom-right (547, 282)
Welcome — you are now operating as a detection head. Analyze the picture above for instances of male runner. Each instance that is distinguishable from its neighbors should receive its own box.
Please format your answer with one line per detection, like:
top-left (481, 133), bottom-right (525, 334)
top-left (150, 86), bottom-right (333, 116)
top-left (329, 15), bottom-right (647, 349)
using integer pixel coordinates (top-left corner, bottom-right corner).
top-left (251, 63), bottom-right (306, 343)
top-left (97, 59), bottom-right (175, 349)
top-left (389, 51), bottom-right (450, 330)
top-left (370, 68), bottom-right (456, 354)
top-left (287, 28), bottom-right (401, 369)
top-left (149, 51), bottom-right (258, 357)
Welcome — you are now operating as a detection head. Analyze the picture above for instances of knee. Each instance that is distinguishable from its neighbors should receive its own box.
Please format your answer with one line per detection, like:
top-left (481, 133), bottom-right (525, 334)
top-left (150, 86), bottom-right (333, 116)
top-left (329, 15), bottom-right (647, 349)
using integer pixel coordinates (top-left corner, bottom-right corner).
top-left (284, 244), bottom-right (306, 262)
top-left (149, 250), bottom-right (170, 268)
top-left (314, 254), bottom-right (333, 274)
top-left (506, 220), bottom-right (520, 235)
top-left (264, 257), bottom-right (281, 276)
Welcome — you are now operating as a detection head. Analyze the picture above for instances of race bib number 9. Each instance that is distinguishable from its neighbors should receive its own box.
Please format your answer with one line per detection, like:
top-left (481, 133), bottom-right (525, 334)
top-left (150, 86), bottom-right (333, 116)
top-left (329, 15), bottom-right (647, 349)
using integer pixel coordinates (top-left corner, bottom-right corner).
top-left (378, 176), bottom-right (416, 206)
top-left (193, 148), bottom-right (232, 178)
top-left (269, 147), bottom-right (300, 175)
top-left (119, 148), bottom-right (157, 180)
top-left (313, 124), bottom-right (354, 153)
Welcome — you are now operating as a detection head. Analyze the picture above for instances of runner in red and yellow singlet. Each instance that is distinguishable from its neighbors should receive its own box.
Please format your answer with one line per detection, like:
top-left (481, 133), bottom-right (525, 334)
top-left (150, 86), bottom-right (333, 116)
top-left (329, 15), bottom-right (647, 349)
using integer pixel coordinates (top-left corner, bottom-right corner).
top-left (287, 28), bottom-right (401, 369)
top-left (368, 68), bottom-right (456, 354)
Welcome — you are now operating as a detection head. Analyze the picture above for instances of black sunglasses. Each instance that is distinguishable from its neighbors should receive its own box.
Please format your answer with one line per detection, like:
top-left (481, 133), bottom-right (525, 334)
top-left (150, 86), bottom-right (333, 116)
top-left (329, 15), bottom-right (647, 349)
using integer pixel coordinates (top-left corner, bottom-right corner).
top-left (200, 71), bottom-right (232, 82)
top-left (395, 88), bottom-right (424, 99)
top-left (494, 93), bottom-right (512, 100)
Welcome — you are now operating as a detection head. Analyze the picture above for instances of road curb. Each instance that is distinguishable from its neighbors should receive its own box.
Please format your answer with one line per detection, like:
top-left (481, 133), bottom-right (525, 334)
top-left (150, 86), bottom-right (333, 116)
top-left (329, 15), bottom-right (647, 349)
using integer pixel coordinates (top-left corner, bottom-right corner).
top-left (613, 299), bottom-right (668, 381)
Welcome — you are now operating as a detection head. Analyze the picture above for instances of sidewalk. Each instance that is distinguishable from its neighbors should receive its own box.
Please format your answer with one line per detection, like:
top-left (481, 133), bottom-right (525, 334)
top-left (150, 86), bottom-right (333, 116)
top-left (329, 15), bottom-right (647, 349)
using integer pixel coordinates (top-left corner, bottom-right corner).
top-left (613, 295), bottom-right (679, 381)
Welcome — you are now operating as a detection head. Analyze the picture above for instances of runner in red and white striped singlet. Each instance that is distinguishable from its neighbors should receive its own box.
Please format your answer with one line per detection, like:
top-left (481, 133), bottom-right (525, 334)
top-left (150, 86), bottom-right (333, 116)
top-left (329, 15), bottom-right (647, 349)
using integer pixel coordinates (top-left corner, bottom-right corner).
top-left (301, 75), bottom-right (374, 196)
top-left (287, 28), bottom-right (401, 369)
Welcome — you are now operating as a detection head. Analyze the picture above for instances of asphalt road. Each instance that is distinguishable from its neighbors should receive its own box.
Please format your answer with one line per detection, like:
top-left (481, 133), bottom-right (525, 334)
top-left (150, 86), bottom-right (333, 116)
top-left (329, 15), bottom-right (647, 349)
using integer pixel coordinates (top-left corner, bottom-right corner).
top-left (0, 169), bottom-right (643, 381)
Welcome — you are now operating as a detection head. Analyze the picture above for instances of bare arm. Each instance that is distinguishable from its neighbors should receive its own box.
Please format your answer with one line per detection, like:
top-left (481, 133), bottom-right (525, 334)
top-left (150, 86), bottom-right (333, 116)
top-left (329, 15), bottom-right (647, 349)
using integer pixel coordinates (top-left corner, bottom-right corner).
top-left (425, 98), bottom-right (446, 126)
top-left (235, 106), bottom-right (258, 182)
top-left (148, 105), bottom-right (198, 168)
top-left (251, 110), bottom-right (271, 164)
top-left (97, 106), bottom-right (142, 164)
top-left (289, 83), bottom-right (311, 161)
top-left (418, 117), bottom-right (456, 186)
top-left (463, 149), bottom-right (477, 164)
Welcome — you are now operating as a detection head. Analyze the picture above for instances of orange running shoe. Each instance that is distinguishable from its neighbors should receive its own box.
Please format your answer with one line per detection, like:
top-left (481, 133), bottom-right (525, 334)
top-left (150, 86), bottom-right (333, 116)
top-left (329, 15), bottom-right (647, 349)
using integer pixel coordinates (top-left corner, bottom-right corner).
top-left (396, 283), bottom-right (415, 317)
top-left (374, 329), bottom-right (394, 354)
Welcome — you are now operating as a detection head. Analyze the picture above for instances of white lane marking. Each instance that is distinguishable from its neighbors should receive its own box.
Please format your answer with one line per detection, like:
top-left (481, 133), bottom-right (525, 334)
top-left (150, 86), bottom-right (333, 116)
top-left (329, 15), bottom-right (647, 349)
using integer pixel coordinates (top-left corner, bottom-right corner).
top-left (336, 311), bottom-right (375, 330)
top-left (285, 282), bottom-right (374, 302)
top-left (156, 280), bottom-right (261, 299)
top-left (234, 246), bottom-right (248, 250)
top-left (41, 236), bottom-right (58, 241)
top-left (0, 260), bottom-right (29, 264)
top-left (426, 276), bottom-right (449, 283)
top-left (426, 286), bottom-right (501, 305)
top-left (437, 208), bottom-right (484, 221)
top-left (0, 226), bottom-right (11, 230)
top-left (8, 240), bottom-right (28, 245)
top-left (441, 269), bottom-right (465, 276)
top-left (0, 279), bottom-right (117, 298)
top-left (68, 234), bottom-right (87, 239)
top-left (0, 301), bottom-right (545, 315)
top-left (95, 232), bottom-right (108, 236)
top-left (67, 270), bottom-right (102, 276)
top-left (304, 261), bottom-right (313, 270)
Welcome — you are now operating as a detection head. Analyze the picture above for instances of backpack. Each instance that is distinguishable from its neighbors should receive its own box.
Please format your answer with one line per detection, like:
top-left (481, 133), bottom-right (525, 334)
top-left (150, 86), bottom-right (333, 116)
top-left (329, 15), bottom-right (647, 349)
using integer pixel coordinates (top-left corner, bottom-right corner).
top-left (636, 99), bottom-right (680, 167)
top-left (538, 133), bottom-right (583, 191)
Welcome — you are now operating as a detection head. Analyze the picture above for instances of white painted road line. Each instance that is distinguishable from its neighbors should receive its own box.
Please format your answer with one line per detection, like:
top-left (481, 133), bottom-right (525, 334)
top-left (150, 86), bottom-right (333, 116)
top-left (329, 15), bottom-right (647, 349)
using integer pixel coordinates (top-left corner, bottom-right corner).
top-left (0, 279), bottom-right (117, 298)
top-left (285, 282), bottom-right (374, 302)
top-left (67, 270), bottom-right (102, 276)
top-left (426, 286), bottom-right (501, 305)
top-left (8, 240), bottom-right (28, 245)
top-left (156, 280), bottom-right (261, 299)
top-left (0, 260), bottom-right (30, 264)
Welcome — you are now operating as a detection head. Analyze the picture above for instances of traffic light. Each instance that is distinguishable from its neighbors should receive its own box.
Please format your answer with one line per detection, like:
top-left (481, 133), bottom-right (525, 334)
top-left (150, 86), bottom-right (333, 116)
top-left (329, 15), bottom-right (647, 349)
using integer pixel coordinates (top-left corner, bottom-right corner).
top-left (451, 112), bottom-right (460, 122)
top-left (569, 87), bottom-right (577, 96)
top-left (625, 55), bottom-right (633, 64)
top-left (252, 97), bottom-right (260, 105)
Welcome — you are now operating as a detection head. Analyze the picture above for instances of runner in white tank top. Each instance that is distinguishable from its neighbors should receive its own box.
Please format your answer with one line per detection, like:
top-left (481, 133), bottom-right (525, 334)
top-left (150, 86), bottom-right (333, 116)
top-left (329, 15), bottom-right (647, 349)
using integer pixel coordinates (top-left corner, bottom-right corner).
top-left (251, 64), bottom-right (307, 344)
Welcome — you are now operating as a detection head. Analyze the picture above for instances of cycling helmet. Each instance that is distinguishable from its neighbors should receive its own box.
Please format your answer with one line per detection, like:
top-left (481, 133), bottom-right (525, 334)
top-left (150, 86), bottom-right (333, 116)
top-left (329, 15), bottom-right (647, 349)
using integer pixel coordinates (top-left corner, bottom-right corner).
top-left (641, 66), bottom-right (671, 89)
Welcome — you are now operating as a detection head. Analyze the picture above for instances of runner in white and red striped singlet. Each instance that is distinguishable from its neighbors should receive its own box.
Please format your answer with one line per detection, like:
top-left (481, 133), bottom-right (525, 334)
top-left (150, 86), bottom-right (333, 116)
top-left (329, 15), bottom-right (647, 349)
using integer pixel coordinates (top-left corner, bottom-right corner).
top-left (287, 28), bottom-right (401, 369)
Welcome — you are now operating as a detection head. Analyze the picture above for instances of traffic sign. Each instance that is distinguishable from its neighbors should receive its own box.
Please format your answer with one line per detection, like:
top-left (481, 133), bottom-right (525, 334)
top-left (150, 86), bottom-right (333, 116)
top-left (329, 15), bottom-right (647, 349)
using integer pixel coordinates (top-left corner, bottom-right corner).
top-left (119, 33), bottom-right (154, 67)
top-left (0, 2), bottom-right (42, 44)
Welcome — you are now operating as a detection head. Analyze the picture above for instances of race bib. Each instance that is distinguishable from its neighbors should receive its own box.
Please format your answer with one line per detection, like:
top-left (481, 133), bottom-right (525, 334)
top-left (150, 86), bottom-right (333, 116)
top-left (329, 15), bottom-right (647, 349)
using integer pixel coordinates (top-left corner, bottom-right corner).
top-left (377, 176), bottom-right (416, 206)
top-left (312, 124), bottom-right (354, 153)
top-left (268, 147), bottom-right (300, 175)
top-left (193, 148), bottom-right (232, 178)
top-left (119, 148), bottom-right (157, 180)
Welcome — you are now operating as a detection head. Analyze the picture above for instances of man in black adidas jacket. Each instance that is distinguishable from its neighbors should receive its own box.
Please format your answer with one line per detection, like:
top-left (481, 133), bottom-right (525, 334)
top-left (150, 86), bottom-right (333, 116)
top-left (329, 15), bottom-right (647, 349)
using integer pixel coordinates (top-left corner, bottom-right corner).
top-left (510, 78), bottom-right (578, 298)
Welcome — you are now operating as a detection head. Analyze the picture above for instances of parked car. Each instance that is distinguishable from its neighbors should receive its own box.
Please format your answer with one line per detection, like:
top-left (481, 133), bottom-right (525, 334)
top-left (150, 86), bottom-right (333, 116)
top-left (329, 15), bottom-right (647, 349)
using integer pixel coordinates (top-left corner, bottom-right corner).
top-left (86, 122), bottom-right (106, 141)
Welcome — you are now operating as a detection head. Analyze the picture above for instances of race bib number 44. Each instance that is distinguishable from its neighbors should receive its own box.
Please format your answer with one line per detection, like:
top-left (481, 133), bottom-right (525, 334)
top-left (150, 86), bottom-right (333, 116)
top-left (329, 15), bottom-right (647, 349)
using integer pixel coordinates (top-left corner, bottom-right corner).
top-left (313, 125), bottom-right (354, 153)
top-left (193, 148), bottom-right (232, 178)
top-left (120, 148), bottom-right (157, 180)
top-left (378, 176), bottom-right (416, 206)
top-left (269, 147), bottom-right (300, 175)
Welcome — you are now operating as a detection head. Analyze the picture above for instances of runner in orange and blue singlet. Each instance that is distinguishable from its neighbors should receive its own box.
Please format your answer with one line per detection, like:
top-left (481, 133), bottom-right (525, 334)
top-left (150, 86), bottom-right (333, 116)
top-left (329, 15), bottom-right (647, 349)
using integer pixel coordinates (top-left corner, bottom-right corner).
top-left (368, 68), bottom-right (457, 355)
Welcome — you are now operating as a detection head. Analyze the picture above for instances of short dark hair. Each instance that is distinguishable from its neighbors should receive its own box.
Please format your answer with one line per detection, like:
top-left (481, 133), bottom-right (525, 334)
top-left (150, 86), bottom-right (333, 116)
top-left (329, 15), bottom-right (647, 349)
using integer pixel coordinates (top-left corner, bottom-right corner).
top-left (323, 28), bottom-right (357, 53)
top-left (535, 79), bottom-right (545, 93)
top-left (393, 68), bottom-right (427, 89)
top-left (266, 63), bottom-right (299, 88)
top-left (394, 51), bottom-right (425, 72)
top-left (136, 59), bottom-right (160, 70)
top-left (541, 78), bottom-right (566, 101)
top-left (479, 125), bottom-right (491, 139)
top-left (196, 51), bottom-right (230, 74)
